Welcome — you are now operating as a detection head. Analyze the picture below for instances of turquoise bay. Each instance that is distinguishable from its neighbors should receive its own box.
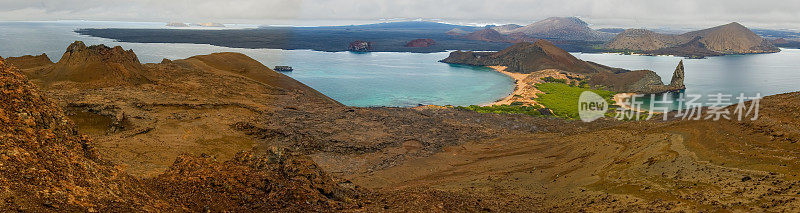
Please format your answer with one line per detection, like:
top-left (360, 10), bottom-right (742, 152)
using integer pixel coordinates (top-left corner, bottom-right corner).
top-left (0, 21), bottom-right (514, 107)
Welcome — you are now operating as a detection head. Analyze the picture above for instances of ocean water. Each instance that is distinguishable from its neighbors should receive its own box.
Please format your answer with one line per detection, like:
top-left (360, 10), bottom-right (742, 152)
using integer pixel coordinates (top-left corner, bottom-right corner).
top-left (573, 51), bottom-right (800, 110)
top-left (0, 21), bottom-right (514, 107)
top-left (3, 21), bottom-right (800, 108)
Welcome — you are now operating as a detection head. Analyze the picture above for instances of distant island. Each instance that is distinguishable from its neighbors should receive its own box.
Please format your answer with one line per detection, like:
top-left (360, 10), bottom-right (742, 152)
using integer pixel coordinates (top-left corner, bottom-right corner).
top-left (499, 17), bottom-right (615, 42)
top-left (76, 18), bottom-right (791, 58)
top-left (76, 21), bottom-right (516, 53)
top-left (74, 19), bottom-right (611, 53)
top-left (605, 22), bottom-right (780, 58)
top-left (166, 22), bottom-right (189, 27)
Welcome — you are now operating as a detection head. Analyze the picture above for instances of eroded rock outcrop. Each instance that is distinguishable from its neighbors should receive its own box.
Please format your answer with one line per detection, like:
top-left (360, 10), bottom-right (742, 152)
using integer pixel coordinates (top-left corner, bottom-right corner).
top-left (670, 60), bottom-right (685, 88)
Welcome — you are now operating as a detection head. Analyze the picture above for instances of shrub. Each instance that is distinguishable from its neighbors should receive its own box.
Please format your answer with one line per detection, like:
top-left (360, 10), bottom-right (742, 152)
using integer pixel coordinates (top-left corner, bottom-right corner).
top-left (456, 104), bottom-right (543, 117)
top-left (541, 77), bottom-right (567, 84)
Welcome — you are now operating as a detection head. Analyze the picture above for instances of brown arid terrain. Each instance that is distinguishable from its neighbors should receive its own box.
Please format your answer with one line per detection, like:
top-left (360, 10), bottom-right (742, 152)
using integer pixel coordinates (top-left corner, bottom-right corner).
top-left (606, 22), bottom-right (780, 57)
top-left (5, 41), bottom-right (800, 211)
top-left (441, 40), bottom-right (685, 94)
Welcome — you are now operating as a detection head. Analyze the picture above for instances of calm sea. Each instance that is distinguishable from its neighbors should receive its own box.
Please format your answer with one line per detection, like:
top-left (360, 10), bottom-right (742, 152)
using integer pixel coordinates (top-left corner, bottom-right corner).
top-left (3, 21), bottom-right (800, 108)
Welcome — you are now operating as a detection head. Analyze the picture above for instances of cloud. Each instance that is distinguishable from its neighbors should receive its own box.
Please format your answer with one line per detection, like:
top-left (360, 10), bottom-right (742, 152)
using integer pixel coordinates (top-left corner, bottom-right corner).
top-left (1, 0), bottom-right (799, 30)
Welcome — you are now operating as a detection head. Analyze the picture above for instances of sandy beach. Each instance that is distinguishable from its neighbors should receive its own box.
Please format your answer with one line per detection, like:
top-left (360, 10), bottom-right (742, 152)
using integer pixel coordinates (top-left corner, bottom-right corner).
top-left (486, 66), bottom-right (531, 106)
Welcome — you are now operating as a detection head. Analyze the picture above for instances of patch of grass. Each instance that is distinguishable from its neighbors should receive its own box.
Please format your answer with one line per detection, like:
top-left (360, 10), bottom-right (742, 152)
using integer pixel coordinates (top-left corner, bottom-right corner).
top-left (456, 105), bottom-right (543, 116)
top-left (534, 83), bottom-right (615, 119)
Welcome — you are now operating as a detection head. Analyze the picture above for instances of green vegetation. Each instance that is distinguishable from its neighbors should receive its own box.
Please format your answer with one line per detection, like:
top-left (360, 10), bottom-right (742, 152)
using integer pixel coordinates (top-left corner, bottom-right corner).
top-left (604, 48), bottom-right (641, 55)
top-left (456, 104), bottom-right (543, 116)
top-left (534, 83), bottom-right (615, 119)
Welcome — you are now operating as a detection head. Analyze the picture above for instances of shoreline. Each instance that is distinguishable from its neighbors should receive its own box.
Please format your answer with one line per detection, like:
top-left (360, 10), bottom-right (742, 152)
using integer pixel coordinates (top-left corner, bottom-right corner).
top-left (485, 66), bottom-right (532, 106)
top-left (612, 93), bottom-right (648, 112)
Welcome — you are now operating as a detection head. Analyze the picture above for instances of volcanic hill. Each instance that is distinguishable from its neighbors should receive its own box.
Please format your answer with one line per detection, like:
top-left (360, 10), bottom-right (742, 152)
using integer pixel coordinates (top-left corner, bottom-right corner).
top-left (507, 17), bottom-right (615, 41)
top-left (33, 41), bottom-right (152, 88)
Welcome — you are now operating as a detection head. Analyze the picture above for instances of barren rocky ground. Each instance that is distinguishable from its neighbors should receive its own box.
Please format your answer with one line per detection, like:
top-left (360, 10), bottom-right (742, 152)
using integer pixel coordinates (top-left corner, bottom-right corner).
top-left (4, 42), bottom-right (800, 211)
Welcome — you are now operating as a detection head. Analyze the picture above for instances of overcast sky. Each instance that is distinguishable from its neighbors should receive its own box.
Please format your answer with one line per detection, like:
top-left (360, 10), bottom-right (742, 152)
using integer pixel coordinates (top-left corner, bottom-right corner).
top-left (1, 0), bottom-right (799, 30)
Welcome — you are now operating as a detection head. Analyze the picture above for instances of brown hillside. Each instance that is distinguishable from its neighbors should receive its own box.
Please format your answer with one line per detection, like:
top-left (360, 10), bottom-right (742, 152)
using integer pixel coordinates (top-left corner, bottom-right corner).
top-left (10, 42), bottom-right (340, 177)
top-left (606, 22), bottom-right (779, 57)
top-left (183, 52), bottom-right (336, 104)
top-left (0, 58), bottom-right (162, 211)
top-left (0, 57), bottom-right (361, 211)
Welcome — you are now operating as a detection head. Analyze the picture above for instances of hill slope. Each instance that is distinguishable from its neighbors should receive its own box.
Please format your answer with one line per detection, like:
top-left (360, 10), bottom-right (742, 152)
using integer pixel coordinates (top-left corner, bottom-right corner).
top-left (0, 56), bottom-right (360, 212)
